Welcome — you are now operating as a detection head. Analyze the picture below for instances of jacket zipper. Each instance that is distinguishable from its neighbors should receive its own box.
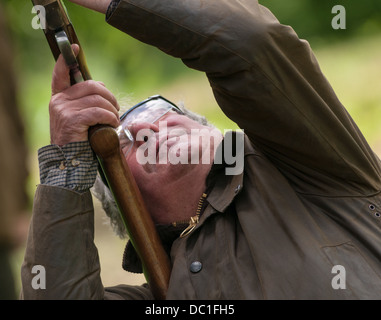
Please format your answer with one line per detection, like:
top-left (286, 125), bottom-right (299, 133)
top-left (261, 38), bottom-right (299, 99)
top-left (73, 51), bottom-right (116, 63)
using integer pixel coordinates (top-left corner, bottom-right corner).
top-left (172, 193), bottom-right (208, 238)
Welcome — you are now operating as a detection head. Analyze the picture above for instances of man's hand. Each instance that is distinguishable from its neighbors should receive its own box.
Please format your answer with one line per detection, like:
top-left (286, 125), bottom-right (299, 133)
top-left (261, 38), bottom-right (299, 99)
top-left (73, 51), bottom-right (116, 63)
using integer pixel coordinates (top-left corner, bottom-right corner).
top-left (67, 0), bottom-right (111, 14)
top-left (49, 44), bottom-right (120, 146)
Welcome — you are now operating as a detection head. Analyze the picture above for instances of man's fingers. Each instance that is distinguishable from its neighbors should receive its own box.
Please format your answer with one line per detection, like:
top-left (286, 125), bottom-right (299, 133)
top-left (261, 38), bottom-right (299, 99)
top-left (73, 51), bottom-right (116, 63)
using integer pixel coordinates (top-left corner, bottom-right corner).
top-left (49, 42), bottom-right (121, 146)
top-left (78, 107), bottom-right (120, 129)
top-left (50, 106), bottom-right (119, 146)
top-left (49, 93), bottom-right (120, 131)
top-left (68, 94), bottom-right (120, 118)
top-left (51, 44), bottom-right (80, 95)
top-left (50, 43), bottom-right (120, 114)
top-left (62, 80), bottom-right (120, 111)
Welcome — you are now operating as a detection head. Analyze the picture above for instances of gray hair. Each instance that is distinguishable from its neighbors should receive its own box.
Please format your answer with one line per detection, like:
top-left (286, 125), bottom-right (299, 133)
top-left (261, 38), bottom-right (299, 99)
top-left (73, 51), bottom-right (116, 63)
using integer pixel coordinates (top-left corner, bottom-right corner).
top-left (91, 101), bottom-right (215, 239)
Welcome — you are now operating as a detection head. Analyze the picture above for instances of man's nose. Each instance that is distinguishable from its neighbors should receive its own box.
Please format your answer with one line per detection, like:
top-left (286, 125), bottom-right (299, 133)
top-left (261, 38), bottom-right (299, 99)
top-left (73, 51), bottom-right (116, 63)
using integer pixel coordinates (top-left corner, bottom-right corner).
top-left (128, 122), bottom-right (159, 145)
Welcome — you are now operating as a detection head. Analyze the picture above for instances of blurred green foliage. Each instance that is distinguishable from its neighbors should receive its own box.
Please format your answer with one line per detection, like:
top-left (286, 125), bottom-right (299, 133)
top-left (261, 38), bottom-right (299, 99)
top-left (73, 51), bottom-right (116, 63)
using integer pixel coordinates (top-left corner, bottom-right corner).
top-left (262, 0), bottom-right (381, 42)
top-left (5, 0), bottom-right (381, 91)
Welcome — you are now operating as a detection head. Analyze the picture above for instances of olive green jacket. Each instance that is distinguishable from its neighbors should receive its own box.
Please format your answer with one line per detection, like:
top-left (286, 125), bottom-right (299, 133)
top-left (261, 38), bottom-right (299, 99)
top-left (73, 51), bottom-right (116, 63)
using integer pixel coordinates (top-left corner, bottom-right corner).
top-left (21, 0), bottom-right (381, 299)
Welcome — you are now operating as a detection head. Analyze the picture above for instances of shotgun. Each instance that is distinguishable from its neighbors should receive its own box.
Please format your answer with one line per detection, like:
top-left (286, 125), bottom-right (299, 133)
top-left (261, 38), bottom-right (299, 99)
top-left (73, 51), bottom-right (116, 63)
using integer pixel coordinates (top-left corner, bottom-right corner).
top-left (31, 0), bottom-right (171, 300)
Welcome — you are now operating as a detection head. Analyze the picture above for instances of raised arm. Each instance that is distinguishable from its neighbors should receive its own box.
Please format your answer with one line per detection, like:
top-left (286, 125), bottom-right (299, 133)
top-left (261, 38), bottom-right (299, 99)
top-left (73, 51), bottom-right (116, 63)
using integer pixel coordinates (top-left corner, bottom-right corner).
top-left (105, 0), bottom-right (381, 195)
top-left (20, 45), bottom-right (118, 299)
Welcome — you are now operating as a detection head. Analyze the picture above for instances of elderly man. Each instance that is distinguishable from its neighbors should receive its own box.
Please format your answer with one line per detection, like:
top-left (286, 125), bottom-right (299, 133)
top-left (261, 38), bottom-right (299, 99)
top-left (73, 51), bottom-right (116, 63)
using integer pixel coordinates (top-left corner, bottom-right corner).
top-left (21, 0), bottom-right (381, 300)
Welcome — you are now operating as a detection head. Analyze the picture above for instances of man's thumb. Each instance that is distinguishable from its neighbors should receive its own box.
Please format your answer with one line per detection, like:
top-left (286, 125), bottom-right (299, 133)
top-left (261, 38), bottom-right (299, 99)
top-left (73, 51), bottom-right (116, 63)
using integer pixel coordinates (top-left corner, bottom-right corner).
top-left (51, 44), bottom-right (80, 95)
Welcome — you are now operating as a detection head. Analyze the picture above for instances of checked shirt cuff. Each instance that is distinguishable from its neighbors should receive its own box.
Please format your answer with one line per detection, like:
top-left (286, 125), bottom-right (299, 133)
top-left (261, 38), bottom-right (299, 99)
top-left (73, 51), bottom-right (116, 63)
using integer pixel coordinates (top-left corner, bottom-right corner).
top-left (38, 141), bottom-right (98, 192)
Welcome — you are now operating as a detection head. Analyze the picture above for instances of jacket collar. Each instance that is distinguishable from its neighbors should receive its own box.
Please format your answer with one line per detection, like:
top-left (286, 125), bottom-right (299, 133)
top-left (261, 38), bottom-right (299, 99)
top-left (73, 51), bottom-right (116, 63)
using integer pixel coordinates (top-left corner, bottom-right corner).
top-left (203, 130), bottom-right (247, 214)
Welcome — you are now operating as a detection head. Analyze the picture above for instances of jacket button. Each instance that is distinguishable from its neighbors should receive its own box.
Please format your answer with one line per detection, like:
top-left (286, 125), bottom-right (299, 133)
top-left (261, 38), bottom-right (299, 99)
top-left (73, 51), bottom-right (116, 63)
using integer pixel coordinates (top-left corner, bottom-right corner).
top-left (190, 261), bottom-right (202, 273)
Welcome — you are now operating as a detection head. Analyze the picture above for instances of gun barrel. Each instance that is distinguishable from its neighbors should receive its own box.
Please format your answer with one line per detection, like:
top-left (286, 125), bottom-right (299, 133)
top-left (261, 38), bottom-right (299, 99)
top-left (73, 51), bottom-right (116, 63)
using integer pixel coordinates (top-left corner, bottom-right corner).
top-left (32, 0), bottom-right (91, 81)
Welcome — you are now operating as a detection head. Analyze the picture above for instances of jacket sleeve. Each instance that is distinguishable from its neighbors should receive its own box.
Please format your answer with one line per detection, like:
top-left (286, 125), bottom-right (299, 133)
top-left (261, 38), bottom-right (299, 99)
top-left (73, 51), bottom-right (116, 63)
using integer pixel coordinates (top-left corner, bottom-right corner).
top-left (21, 185), bottom-right (104, 299)
top-left (20, 185), bottom-right (152, 300)
top-left (106, 0), bottom-right (381, 195)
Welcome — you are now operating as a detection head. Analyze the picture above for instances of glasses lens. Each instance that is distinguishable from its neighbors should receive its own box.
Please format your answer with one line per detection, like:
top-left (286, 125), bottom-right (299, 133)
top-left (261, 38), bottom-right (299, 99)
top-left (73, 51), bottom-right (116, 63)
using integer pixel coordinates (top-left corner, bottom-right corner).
top-left (117, 96), bottom-right (183, 156)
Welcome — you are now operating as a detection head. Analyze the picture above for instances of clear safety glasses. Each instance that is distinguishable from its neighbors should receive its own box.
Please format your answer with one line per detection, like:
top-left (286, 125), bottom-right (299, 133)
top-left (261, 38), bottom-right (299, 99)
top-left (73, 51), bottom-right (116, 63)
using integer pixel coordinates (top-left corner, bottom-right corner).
top-left (116, 95), bottom-right (184, 155)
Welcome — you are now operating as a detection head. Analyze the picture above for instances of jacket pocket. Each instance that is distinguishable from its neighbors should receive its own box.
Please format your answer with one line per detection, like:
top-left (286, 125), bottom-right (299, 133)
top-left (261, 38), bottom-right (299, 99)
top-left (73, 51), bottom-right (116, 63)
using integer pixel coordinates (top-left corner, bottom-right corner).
top-left (322, 241), bottom-right (381, 299)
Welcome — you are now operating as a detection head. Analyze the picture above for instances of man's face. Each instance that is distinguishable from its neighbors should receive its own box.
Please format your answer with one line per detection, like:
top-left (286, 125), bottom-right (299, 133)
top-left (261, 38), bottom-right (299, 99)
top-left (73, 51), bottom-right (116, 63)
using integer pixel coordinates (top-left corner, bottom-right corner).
top-left (121, 112), bottom-right (222, 223)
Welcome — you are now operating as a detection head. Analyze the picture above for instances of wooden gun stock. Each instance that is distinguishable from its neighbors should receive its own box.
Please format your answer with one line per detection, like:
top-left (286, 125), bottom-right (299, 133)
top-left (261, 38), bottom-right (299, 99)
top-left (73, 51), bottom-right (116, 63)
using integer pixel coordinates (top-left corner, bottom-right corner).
top-left (31, 0), bottom-right (171, 300)
top-left (88, 126), bottom-right (171, 300)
